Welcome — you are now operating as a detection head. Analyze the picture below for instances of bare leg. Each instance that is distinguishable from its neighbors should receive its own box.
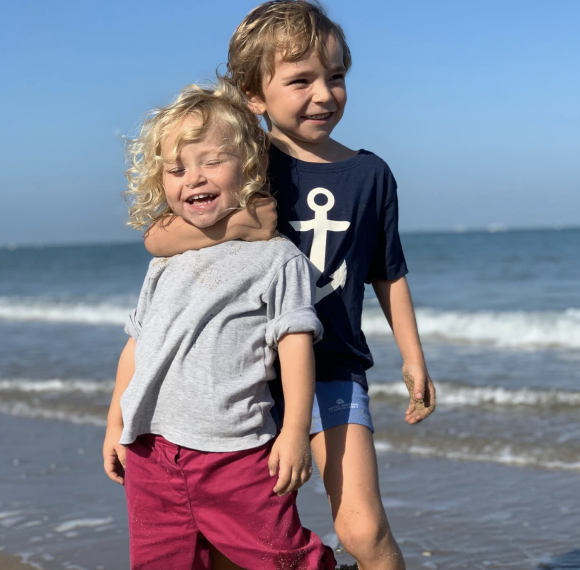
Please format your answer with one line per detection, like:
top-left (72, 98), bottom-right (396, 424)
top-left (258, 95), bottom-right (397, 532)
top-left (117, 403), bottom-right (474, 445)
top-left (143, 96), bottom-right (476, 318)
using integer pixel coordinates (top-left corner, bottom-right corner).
top-left (310, 424), bottom-right (405, 570)
top-left (210, 544), bottom-right (244, 570)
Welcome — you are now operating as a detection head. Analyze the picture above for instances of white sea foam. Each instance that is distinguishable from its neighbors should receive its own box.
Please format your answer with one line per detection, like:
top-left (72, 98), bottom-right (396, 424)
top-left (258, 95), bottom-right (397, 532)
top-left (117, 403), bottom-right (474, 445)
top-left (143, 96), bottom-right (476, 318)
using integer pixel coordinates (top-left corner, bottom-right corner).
top-left (0, 379), bottom-right (114, 394)
top-left (0, 401), bottom-right (106, 426)
top-left (0, 297), bottom-right (130, 325)
top-left (321, 533), bottom-right (340, 551)
top-left (1, 295), bottom-right (579, 350)
top-left (0, 511), bottom-right (27, 529)
top-left (54, 518), bottom-right (113, 533)
top-left (0, 510), bottom-right (24, 520)
top-left (362, 306), bottom-right (580, 349)
top-left (374, 439), bottom-right (580, 472)
top-left (368, 381), bottom-right (580, 409)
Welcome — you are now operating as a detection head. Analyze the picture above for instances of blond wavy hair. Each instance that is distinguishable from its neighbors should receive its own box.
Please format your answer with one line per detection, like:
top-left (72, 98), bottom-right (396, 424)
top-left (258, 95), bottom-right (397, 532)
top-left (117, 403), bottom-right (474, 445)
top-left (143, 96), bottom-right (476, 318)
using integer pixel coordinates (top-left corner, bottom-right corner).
top-left (124, 79), bottom-right (270, 230)
top-left (227, 0), bottom-right (351, 96)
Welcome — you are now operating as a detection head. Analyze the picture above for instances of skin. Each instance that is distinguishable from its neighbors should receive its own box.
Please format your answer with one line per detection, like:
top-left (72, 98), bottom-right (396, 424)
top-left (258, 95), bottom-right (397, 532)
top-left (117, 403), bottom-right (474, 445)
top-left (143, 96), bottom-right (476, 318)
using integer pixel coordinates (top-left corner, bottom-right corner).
top-left (270, 332), bottom-right (316, 496)
top-left (103, 337), bottom-right (135, 485)
top-left (143, 195), bottom-right (278, 255)
top-left (104, 121), bottom-right (316, 500)
top-left (161, 117), bottom-right (244, 229)
top-left (373, 278), bottom-right (436, 422)
top-left (247, 35), bottom-right (354, 163)
top-left (212, 38), bottom-right (434, 570)
top-left (143, 36), bottom-right (436, 570)
top-left (143, 118), bottom-right (278, 254)
top-left (104, 333), bottom-right (316, 497)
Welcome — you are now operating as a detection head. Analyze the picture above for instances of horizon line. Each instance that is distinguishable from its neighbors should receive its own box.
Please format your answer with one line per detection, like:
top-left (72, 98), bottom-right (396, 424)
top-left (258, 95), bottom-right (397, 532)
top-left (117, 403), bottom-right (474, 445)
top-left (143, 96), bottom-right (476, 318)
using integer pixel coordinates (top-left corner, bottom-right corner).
top-left (1, 224), bottom-right (579, 251)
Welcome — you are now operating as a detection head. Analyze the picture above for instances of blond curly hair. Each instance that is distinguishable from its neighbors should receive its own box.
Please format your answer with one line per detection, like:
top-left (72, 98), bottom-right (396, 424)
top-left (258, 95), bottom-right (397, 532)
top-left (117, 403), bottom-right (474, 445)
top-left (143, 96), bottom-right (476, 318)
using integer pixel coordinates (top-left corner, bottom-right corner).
top-left (227, 0), bottom-right (351, 96)
top-left (124, 79), bottom-right (270, 230)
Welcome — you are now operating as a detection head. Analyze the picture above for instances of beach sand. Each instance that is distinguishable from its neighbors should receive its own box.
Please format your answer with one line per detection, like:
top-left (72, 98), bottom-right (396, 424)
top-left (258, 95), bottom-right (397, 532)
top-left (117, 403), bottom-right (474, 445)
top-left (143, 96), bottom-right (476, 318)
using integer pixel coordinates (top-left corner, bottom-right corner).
top-left (1, 412), bottom-right (579, 570)
top-left (0, 553), bottom-right (39, 569)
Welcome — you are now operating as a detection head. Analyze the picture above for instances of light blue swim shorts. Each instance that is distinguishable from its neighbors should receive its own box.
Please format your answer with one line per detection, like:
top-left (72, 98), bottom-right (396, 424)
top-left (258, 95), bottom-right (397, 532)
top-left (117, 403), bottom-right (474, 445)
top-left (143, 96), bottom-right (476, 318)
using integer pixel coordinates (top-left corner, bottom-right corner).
top-left (310, 379), bottom-right (375, 435)
top-left (270, 380), bottom-right (374, 435)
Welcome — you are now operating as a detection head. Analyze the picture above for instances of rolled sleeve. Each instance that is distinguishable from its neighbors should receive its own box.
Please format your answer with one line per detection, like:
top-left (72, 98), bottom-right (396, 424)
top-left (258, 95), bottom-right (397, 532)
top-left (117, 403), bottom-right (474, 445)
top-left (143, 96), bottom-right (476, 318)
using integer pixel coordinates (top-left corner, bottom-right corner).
top-left (263, 254), bottom-right (323, 349)
top-left (125, 308), bottom-right (142, 340)
top-left (265, 305), bottom-right (323, 348)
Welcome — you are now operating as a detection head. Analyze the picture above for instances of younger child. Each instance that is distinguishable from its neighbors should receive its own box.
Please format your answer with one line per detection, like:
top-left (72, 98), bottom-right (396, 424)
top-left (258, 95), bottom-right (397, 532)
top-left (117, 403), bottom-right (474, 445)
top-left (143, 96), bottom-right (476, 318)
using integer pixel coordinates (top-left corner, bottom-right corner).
top-left (144, 2), bottom-right (437, 569)
top-left (103, 79), bottom-right (336, 569)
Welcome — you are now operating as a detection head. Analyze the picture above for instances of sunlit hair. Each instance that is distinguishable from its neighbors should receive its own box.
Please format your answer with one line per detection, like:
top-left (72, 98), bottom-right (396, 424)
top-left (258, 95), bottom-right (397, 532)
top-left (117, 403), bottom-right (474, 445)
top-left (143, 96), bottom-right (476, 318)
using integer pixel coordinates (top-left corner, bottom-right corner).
top-left (227, 0), bottom-right (351, 97)
top-left (124, 79), bottom-right (270, 230)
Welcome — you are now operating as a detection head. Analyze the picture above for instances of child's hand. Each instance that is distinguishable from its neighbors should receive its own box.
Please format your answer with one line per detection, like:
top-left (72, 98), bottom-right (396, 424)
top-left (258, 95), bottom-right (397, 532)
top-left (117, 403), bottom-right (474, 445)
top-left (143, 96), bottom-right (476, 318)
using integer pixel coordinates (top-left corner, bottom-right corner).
top-left (103, 425), bottom-right (126, 485)
top-left (403, 362), bottom-right (436, 424)
top-left (268, 428), bottom-right (312, 496)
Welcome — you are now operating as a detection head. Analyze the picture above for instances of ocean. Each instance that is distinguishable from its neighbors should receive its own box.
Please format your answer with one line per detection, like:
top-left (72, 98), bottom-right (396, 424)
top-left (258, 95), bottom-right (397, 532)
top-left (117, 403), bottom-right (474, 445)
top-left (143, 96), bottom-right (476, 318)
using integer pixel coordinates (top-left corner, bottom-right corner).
top-left (1, 228), bottom-right (579, 569)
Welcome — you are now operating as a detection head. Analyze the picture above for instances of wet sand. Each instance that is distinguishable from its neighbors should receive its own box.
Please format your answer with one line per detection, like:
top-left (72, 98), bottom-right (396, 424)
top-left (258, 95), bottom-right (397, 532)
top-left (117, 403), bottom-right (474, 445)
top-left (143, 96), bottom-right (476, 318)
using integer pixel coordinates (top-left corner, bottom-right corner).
top-left (0, 553), bottom-right (39, 569)
top-left (1, 412), bottom-right (579, 570)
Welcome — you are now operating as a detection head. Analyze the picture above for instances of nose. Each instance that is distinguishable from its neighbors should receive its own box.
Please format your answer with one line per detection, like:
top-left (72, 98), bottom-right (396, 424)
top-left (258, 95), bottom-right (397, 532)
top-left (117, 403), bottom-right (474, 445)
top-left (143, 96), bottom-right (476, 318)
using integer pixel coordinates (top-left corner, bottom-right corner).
top-left (184, 167), bottom-right (207, 189)
top-left (311, 79), bottom-right (333, 105)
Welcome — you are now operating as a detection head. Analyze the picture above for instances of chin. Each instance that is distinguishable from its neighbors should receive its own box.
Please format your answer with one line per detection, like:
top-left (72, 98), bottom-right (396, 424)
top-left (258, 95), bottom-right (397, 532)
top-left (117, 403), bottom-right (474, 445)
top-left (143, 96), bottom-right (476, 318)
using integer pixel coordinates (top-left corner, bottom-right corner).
top-left (182, 209), bottom-right (232, 230)
top-left (186, 217), bottom-right (218, 229)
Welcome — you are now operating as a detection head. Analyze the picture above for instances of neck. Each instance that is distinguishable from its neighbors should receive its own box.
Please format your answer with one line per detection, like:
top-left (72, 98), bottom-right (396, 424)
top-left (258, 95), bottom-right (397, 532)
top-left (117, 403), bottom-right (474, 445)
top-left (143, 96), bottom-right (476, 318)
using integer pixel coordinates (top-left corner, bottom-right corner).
top-left (269, 131), bottom-right (356, 164)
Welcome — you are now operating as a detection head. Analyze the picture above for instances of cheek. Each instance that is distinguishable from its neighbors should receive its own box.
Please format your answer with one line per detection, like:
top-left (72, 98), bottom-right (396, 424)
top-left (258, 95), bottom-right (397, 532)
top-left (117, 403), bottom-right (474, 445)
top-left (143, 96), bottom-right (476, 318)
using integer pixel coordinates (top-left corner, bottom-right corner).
top-left (162, 180), bottom-right (180, 210)
top-left (227, 174), bottom-right (243, 207)
top-left (271, 90), bottom-right (304, 114)
top-left (334, 86), bottom-right (347, 107)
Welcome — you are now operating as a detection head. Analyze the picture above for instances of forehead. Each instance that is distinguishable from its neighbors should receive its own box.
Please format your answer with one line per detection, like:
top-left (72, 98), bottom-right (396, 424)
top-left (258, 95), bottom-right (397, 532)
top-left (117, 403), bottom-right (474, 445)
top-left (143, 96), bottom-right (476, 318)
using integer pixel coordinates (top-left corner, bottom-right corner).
top-left (162, 116), bottom-right (228, 154)
top-left (272, 34), bottom-right (344, 77)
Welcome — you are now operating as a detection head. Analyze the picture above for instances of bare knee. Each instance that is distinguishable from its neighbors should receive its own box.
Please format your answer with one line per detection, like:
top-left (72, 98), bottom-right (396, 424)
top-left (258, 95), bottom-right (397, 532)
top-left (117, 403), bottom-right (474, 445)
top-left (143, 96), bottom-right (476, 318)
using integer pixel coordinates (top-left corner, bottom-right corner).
top-left (335, 512), bottom-right (390, 558)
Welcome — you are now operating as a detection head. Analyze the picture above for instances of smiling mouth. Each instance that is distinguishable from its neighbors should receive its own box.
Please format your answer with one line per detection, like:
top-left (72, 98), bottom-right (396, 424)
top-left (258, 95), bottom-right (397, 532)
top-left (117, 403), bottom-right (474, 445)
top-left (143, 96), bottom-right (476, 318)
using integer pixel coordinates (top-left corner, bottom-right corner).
top-left (186, 193), bottom-right (218, 207)
top-left (303, 112), bottom-right (333, 120)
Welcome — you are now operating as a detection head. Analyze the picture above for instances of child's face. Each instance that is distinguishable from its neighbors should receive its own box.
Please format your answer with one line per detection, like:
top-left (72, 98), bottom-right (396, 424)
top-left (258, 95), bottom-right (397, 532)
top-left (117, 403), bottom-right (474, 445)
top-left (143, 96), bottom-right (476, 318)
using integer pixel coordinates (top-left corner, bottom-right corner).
top-left (250, 35), bottom-right (347, 148)
top-left (162, 117), bottom-right (243, 228)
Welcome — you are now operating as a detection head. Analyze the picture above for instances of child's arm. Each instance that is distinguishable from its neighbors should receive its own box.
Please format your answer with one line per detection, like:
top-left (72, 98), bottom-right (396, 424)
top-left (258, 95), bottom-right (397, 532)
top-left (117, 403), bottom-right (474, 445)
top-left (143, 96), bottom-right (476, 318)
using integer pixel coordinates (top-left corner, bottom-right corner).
top-left (268, 332), bottom-right (315, 496)
top-left (372, 276), bottom-right (436, 424)
top-left (144, 196), bottom-right (278, 257)
top-left (103, 337), bottom-right (136, 485)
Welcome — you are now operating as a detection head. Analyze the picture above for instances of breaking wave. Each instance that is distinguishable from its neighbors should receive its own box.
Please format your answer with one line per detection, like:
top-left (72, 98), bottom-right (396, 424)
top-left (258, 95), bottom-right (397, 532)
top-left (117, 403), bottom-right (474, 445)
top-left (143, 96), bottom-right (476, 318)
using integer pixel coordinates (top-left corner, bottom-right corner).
top-left (1, 296), bottom-right (579, 350)
top-left (362, 306), bottom-right (580, 349)
top-left (374, 439), bottom-right (580, 472)
top-left (368, 381), bottom-right (580, 409)
top-left (0, 297), bottom-right (131, 326)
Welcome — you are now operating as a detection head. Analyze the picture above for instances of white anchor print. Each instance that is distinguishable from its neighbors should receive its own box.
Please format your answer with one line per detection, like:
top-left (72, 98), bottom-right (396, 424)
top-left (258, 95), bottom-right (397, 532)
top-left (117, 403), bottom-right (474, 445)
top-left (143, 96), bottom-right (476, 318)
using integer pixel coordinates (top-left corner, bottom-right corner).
top-left (290, 188), bottom-right (350, 303)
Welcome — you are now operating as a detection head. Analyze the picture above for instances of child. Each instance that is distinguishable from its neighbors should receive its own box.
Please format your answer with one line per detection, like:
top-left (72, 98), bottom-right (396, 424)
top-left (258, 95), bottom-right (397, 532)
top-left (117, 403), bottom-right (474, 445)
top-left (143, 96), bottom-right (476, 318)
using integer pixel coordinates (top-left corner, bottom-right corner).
top-left (102, 79), bottom-right (337, 569)
top-left (144, 2), bottom-right (437, 569)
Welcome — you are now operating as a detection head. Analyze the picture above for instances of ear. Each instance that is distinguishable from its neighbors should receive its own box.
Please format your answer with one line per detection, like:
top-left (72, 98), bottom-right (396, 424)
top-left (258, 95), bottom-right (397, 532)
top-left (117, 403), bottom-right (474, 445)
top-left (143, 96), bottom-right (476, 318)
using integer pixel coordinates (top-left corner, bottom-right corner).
top-left (246, 92), bottom-right (267, 116)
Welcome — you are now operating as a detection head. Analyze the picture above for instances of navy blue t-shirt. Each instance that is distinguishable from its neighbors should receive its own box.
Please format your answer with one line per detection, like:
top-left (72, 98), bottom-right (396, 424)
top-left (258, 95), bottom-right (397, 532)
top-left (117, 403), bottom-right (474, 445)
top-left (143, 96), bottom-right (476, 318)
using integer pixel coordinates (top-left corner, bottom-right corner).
top-left (269, 144), bottom-right (408, 390)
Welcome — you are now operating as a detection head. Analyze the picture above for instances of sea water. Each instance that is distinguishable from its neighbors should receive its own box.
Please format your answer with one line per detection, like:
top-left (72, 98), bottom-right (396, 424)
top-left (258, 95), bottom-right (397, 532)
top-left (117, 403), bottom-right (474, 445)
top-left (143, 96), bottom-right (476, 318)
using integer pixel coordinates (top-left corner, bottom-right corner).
top-left (1, 228), bottom-right (579, 570)
top-left (1, 228), bottom-right (579, 472)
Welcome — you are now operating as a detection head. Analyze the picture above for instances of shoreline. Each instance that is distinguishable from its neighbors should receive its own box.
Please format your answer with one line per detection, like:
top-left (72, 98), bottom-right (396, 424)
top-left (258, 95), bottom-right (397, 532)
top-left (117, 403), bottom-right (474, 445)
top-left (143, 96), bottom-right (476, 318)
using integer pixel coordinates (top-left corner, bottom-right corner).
top-left (1, 412), bottom-right (580, 570)
top-left (0, 554), bottom-right (38, 570)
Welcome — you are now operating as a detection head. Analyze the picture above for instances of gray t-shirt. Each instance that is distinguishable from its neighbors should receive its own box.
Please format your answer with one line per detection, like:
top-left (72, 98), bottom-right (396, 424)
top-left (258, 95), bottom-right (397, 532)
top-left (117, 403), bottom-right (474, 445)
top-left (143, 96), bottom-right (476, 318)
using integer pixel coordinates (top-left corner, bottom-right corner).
top-left (120, 237), bottom-right (322, 452)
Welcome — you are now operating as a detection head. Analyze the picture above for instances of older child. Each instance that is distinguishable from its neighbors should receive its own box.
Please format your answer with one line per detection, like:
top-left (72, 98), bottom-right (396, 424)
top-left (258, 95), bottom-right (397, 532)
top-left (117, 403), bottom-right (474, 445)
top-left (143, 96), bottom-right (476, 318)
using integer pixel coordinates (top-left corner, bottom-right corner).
top-left (145, 2), bottom-right (437, 569)
top-left (102, 79), bottom-right (336, 569)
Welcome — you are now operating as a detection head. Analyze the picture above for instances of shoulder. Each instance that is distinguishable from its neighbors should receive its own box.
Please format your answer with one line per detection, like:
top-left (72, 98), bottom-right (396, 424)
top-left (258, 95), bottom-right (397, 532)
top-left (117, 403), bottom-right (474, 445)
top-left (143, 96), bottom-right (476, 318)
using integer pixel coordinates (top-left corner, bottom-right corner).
top-left (240, 236), bottom-right (310, 276)
top-left (355, 151), bottom-right (399, 200)
top-left (250, 235), bottom-right (305, 264)
top-left (358, 150), bottom-right (395, 178)
top-left (145, 255), bottom-right (173, 276)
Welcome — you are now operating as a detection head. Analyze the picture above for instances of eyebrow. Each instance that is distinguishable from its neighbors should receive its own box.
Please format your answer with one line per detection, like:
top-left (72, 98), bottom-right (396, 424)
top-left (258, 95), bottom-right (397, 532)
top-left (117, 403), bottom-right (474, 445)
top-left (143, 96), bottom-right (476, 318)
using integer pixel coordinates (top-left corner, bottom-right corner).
top-left (282, 64), bottom-right (347, 80)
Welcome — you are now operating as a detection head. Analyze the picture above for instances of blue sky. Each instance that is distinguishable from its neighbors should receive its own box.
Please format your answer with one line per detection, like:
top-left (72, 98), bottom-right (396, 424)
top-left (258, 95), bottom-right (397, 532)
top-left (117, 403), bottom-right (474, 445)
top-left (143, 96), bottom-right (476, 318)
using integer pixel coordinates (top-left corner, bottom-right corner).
top-left (1, 0), bottom-right (578, 245)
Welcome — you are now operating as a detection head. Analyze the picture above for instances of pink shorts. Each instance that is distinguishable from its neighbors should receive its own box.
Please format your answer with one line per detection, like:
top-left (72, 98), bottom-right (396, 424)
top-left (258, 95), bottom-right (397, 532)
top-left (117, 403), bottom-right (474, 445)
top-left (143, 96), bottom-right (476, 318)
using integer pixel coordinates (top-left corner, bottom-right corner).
top-left (125, 434), bottom-right (336, 569)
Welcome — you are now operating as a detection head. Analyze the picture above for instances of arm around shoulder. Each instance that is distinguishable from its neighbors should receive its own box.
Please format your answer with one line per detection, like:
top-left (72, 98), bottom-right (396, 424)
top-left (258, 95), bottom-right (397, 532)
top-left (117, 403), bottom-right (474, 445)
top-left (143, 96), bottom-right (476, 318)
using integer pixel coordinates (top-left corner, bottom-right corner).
top-left (143, 196), bottom-right (278, 256)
